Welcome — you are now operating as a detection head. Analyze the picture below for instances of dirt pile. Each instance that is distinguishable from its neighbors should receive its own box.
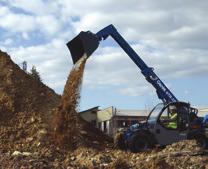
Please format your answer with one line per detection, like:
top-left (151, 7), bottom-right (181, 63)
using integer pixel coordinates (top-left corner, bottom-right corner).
top-left (60, 140), bottom-right (208, 169)
top-left (0, 50), bottom-right (60, 122)
top-left (133, 140), bottom-right (208, 169)
top-left (0, 50), bottom-right (61, 152)
top-left (0, 51), bottom-right (111, 168)
top-left (0, 50), bottom-right (66, 167)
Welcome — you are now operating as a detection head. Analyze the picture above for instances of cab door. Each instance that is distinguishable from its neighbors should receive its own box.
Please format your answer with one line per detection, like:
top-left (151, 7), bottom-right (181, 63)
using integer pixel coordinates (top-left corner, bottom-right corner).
top-left (153, 103), bottom-right (189, 146)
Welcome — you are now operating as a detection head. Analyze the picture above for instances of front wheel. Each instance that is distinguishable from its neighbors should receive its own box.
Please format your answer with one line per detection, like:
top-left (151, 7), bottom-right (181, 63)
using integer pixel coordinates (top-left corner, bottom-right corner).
top-left (128, 133), bottom-right (150, 153)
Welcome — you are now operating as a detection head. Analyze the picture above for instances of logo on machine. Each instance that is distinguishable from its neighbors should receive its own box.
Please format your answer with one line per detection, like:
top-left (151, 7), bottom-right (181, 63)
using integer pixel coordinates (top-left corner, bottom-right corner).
top-left (149, 75), bottom-right (176, 102)
top-left (150, 76), bottom-right (158, 81)
top-left (156, 80), bottom-right (176, 102)
top-left (157, 80), bottom-right (166, 92)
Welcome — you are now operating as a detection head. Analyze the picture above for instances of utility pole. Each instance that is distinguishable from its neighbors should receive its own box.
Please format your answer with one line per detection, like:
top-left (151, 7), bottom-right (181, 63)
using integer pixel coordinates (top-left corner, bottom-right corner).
top-left (22, 61), bottom-right (27, 72)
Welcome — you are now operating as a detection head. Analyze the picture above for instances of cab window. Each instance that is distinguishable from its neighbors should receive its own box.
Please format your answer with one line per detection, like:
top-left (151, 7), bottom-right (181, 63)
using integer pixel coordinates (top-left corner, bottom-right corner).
top-left (159, 104), bottom-right (189, 130)
top-left (159, 106), bottom-right (178, 130)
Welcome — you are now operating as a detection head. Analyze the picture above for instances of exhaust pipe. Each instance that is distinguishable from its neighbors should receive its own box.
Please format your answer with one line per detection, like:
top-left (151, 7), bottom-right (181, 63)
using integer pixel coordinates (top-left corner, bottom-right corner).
top-left (66, 31), bottom-right (100, 64)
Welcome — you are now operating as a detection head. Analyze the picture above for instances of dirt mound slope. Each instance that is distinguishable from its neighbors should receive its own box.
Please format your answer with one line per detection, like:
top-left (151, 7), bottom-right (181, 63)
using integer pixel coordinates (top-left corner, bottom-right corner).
top-left (0, 51), bottom-right (111, 168)
top-left (0, 50), bottom-right (60, 122)
top-left (0, 50), bottom-right (62, 152)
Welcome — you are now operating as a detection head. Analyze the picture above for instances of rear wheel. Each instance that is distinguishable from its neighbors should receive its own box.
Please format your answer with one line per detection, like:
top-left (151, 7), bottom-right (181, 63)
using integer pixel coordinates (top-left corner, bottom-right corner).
top-left (128, 133), bottom-right (150, 153)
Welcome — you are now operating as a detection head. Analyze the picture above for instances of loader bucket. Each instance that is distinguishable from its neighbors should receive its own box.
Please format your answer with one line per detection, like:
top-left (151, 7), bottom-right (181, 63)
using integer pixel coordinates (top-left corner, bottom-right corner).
top-left (67, 31), bottom-right (99, 64)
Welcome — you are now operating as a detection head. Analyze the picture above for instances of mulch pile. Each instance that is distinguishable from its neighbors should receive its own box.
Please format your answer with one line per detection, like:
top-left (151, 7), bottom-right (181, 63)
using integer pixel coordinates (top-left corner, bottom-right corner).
top-left (0, 50), bottom-right (61, 153)
top-left (0, 50), bottom-right (60, 121)
top-left (0, 50), bottom-right (208, 169)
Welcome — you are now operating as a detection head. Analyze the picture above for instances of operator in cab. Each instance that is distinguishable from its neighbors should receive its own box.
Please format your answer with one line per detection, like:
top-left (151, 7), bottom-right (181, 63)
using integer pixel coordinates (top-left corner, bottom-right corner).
top-left (167, 105), bottom-right (178, 129)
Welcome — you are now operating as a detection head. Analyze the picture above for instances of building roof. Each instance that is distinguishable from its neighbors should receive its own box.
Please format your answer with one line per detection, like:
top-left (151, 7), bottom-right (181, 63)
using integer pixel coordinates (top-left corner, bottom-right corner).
top-left (198, 107), bottom-right (208, 111)
top-left (114, 109), bottom-right (149, 117)
top-left (198, 107), bottom-right (208, 116)
top-left (79, 106), bottom-right (99, 114)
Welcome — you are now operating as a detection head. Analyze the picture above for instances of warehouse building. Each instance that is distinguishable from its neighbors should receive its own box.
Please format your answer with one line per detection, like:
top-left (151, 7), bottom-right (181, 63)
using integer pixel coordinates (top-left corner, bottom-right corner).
top-left (79, 106), bottom-right (148, 137)
top-left (79, 106), bottom-right (99, 127)
top-left (97, 107), bottom-right (148, 137)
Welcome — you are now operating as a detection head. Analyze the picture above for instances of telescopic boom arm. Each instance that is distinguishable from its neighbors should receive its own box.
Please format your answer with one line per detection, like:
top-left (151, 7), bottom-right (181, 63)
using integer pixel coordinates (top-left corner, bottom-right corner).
top-left (96, 25), bottom-right (177, 103)
top-left (67, 24), bottom-right (178, 103)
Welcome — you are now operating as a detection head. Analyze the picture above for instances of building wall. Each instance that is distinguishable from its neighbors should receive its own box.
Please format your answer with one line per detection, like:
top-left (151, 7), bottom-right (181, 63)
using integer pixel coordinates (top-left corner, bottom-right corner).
top-left (97, 107), bottom-right (114, 135)
top-left (80, 111), bottom-right (97, 122)
top-left (97, 107), bottom-right (113, 122)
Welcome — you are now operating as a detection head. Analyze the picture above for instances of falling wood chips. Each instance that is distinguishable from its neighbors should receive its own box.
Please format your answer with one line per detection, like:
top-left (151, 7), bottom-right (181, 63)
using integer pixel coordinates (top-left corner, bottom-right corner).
top-left (52, 55), bottom-right (111, 150)
top-left (52, 55), bottom-right (87, 149)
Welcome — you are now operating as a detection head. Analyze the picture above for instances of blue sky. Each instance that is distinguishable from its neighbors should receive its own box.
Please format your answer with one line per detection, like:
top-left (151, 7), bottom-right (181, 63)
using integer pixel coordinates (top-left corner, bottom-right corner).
top-left (0, 0), bottom-right (208, 111)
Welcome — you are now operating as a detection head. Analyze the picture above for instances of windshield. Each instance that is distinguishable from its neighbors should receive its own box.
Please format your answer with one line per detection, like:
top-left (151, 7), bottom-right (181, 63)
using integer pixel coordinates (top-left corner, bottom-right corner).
top-left (148, 103), bottom-right (164, 122)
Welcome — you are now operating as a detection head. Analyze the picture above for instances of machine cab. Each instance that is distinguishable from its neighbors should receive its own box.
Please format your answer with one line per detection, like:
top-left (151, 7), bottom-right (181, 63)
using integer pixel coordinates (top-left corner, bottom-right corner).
top-left (148, 102), bottom-right (195, 146)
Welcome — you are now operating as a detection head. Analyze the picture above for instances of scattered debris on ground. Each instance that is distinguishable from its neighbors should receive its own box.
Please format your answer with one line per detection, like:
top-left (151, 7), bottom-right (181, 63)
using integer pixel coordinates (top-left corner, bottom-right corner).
top-left (0, 50), bottom-right (208, 169)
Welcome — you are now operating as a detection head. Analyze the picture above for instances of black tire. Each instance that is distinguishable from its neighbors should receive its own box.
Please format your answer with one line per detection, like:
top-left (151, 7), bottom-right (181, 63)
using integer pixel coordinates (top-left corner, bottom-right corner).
top-left (197, 136), bottom-right (208, 149)
top-left (128, 133), bottom-right (150, 153)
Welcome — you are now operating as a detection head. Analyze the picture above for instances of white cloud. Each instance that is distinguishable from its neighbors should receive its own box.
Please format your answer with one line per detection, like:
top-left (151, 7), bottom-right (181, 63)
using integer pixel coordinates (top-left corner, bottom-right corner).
top-left (6, 39), bottom-right (72, 94)
top-left (1, 0), bottom-right (208, 101)
top-left (35, 15), bottom-right (61, 35)
top-left (3, 38), bottom-right (13, 45)
top-left (0, 8), bottom-right (36, 32)
top-left (8, 0), bottom-right (57, 16)
top-left (21, 32), bottom-right (29, 40)
top-left (0, 4), bottom-right (61, 36)
top-left (118, 85), bottom-right (152, 97)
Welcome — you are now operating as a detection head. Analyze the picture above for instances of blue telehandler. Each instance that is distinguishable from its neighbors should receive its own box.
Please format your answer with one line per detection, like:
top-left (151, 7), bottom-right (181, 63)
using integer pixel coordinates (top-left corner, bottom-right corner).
top-left (67, 24), bottom-right (208, 152)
